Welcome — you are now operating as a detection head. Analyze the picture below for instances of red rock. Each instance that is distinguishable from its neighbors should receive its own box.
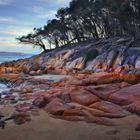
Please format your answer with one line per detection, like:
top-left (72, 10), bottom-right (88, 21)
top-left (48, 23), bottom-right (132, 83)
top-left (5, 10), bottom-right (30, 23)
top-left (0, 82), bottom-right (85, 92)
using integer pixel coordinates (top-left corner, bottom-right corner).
top-left (36, 70), bottom-right (42, 75)
top-left (15, 103), bottom-right (33, 112)
top-left (68, 72), bottom-right (121, 86)
top-left (119, 82), bottom-right (131, 88)
top-left (63, 108), bottom-right (85, 116)
top-left (62, 116), bottom-right (85, 122)
top-left (33, 96), bottom-right (48, 108)
top-left (123, 101), bottom-right (140, 115)
top-left (85, 84), bottom-right (121, 100)
top-left (29, 71), bottom-right (36, 75)
top-left (120, 73), bottom-right (140, 84)
top-left (89, 101), bottom-right (128, 118)
top-left (70, 88), bottom-right (99, 106)
top-left (93, 74), bottom-right (120, 85)
top-left (109, 83), bottom-right (140, 105)
top-left (56, 93), bottom-right (71, 103)
top-left (21, 87), bottom-right (33, 93)
top-left (44, 98), bottom-right (70, 115)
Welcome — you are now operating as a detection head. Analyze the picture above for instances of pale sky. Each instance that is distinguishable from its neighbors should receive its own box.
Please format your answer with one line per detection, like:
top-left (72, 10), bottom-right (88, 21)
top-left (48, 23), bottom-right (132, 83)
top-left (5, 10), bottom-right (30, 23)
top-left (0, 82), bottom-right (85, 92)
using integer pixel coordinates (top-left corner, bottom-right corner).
top-left (0, 0), bottom-right (71, 54)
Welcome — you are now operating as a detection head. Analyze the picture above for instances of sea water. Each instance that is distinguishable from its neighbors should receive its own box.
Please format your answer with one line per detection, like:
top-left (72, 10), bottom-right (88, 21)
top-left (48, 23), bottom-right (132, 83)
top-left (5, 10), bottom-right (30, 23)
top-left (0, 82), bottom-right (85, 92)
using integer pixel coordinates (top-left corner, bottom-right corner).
top-left (0, 52), bottom-right (32, 64)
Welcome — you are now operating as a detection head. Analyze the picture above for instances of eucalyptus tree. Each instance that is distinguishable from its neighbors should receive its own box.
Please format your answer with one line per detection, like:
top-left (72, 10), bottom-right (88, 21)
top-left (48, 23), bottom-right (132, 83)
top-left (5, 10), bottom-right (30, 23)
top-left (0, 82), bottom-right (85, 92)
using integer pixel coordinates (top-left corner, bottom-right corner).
top-left (17, 0), bottom-right (140, 51)
top-left (17, 28), bottom-right (47, 52)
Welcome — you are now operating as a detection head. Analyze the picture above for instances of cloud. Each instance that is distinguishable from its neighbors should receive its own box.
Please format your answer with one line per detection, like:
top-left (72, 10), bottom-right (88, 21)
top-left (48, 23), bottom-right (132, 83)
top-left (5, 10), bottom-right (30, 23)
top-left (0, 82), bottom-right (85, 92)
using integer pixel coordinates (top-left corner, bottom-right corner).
top-left (32, 6), bottom-right (56, 19)
top-left (0, 0), bottom-right (72, 54)
top-left (0, 37), bottom-right (17, 47)
top-left (0, 16), bottom-right (35, 27)
top-left (0, 0), bottom-right (13, 5)
top-left (55, 0), bottom-right (71, 5)
top-left (0, 27), bottom-right (33, 36)
top-left (32, 0), bottom-right (71, 19)
top-left (0, 36), bottom-right (40, 54)
top-left (37, 0), bottom-right (71, 5)
top-left (0, 16), bottom-right (17, 23)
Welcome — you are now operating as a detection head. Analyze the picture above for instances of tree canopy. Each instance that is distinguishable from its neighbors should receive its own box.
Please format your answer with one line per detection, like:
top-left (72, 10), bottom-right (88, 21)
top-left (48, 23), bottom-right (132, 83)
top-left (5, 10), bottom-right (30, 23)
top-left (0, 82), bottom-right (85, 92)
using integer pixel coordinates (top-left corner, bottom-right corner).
top-left (17, 0), bottom-right (140, 51)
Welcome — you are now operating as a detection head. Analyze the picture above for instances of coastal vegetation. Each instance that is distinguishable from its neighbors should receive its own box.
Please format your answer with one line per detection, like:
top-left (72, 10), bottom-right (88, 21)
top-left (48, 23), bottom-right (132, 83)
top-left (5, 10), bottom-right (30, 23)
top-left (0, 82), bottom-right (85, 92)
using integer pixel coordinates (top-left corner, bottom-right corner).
top-left (17, 0), bottom-right (140, 51)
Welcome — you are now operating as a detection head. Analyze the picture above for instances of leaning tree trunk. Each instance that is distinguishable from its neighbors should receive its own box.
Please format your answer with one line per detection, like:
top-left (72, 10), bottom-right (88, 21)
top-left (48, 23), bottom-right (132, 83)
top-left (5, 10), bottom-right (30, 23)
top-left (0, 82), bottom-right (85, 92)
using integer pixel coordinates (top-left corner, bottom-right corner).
top-left (41, 44), bottom-right (47, 52)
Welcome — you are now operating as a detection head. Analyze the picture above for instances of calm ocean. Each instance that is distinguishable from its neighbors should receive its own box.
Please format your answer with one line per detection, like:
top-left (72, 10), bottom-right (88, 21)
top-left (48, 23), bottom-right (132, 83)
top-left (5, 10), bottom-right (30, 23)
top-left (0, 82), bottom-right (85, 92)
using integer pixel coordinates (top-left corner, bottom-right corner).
top-left (0, 52), bottom-right (32, 64)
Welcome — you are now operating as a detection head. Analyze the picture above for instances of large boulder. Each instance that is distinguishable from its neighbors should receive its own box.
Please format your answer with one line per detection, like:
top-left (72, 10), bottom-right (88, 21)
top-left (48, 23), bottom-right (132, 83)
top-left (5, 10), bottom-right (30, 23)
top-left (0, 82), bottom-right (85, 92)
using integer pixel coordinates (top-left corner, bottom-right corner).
top-left (70, 88), bottom-right (99, 106)
top-left (85, 82), bottom-right (129, 100)
top-left (44, 98), bottom-right (70, 115)
top-left (109, 83), bottom-right (140, 106)
top-left (123, 101), bottom-right (140, 115)
top-left (33, 96), bottom-right (48, 108)
top-left (89, 101), bottom-right (128, 118)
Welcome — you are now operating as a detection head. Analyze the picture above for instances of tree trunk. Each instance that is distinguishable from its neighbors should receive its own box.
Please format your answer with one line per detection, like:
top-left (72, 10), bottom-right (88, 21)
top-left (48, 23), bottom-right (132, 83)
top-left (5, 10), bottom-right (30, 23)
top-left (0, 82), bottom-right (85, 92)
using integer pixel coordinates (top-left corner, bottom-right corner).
top-left (41, 44), bottom-right (47, 52)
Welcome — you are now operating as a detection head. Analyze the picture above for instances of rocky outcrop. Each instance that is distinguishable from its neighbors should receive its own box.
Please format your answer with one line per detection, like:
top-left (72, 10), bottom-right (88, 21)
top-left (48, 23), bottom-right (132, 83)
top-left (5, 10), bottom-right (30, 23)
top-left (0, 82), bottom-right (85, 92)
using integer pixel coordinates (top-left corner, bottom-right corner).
top-left (1, 37), bottom-right (140, 127)
top-left (0, 37), bottom-right (140, 78)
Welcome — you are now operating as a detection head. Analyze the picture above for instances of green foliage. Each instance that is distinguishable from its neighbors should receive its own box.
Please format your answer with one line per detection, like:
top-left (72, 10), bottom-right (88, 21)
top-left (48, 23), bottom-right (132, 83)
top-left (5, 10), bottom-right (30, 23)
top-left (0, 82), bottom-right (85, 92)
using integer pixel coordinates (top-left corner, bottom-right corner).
top-left (17, 0), bottom-right (140, 50)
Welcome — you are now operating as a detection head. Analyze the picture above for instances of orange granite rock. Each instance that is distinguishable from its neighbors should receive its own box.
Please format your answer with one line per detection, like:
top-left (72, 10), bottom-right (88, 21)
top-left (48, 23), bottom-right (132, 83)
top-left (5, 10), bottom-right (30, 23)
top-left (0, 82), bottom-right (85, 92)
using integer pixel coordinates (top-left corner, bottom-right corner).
top-left (70, 88), bottom-right (99, 106)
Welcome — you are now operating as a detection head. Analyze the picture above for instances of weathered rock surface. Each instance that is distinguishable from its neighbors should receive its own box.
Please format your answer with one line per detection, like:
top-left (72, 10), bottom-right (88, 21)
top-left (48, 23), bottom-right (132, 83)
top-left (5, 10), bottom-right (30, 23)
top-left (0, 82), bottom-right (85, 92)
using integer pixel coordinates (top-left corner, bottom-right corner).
top-left (70, 88), bottom-right (99, 106)
top-left (1, 37), bottom-right (140, 127)
top-left (109, 83), bottom-right (140, 106)
top-left (0, 37), bottom-right (140, 77)
top-left (44, 98), bottom-right (70, 115)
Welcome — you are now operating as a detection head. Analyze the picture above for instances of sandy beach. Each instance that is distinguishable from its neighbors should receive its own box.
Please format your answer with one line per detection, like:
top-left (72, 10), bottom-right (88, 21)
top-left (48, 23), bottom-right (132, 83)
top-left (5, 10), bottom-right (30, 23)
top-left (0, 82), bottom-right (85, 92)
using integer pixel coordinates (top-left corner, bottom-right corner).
top-left (0, 109), bottom-right (140, 140)
top-left (0, 74), bottom-right (140, 140)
